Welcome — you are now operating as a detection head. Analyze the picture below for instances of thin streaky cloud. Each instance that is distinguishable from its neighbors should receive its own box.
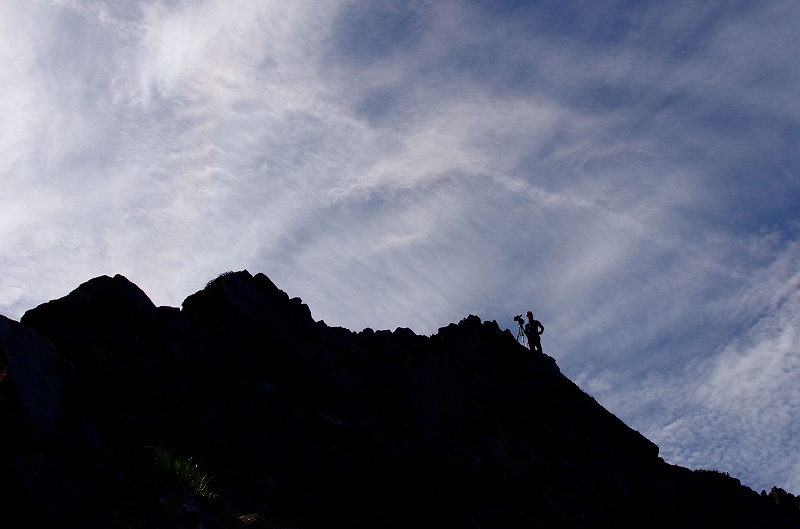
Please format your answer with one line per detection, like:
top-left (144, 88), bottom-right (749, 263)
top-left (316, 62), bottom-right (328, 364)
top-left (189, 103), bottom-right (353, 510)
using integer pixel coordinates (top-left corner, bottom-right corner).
top-left (0, 0), bottom-right (798, 493)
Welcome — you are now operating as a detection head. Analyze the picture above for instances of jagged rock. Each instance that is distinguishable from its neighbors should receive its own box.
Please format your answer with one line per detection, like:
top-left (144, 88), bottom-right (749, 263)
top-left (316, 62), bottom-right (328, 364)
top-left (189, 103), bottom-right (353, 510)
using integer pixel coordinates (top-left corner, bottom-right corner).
top-left (0, 315), bottom-right (103, 527)
top-left (0, 315), bottom-right (66, 443)
top-left (764, 486), bottom-right (800, 524)
top-left (0, 270), bottom-right (796, 527)
top-left (0, 315), bottom-right (98, 456)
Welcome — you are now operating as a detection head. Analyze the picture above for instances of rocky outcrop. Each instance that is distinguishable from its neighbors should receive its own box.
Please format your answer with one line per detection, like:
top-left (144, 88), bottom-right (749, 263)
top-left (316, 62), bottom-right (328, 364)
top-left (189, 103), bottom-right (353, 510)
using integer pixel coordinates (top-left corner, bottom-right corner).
top-left (0, 270), bottom-right (796, 527)
top-left (0, 316), bottom-right (69, 444)
top-left (764, 486), bottom-right (800, 525)
top-left (0, 315), bottom-right (102, 523)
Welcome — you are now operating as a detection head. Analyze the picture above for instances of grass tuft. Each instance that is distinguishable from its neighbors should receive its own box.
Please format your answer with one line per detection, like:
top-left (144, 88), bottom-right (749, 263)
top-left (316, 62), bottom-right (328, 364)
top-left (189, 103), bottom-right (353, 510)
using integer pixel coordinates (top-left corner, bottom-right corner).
top-left (693, 468), bottom-right (731, 477)
top-left (206, 271), bottom-right (237, 288)
top-left (239, 513), bottom-right (260, 525)
top-left (153, 446), bottom-right (219, 499)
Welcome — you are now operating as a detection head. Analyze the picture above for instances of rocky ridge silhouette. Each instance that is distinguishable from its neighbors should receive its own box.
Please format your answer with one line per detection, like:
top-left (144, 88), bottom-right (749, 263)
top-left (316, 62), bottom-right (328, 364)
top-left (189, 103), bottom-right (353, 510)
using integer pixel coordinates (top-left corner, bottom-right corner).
top-left (0, 270), bottom-right (798, 527)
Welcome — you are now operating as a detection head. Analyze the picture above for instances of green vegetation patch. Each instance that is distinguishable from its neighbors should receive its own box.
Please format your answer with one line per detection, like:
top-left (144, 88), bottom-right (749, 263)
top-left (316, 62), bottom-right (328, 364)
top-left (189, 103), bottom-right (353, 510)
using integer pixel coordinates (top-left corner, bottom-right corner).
top-left (153, 446), bottom-right (219, 499)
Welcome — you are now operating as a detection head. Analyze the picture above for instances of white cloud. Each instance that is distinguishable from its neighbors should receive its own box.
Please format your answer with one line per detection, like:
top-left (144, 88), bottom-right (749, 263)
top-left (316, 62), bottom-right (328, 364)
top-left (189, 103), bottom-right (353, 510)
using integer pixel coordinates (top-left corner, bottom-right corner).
top-left (591, 241), bottom-right (800, 492)
top-left (0, 0), bottom-right (799, 493)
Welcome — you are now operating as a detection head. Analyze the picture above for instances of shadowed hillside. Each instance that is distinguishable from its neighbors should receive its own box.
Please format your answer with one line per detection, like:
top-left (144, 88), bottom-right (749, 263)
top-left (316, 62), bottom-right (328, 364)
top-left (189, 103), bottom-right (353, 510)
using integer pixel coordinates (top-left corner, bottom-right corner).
top-left (0, 270), bottom-right (798, 527)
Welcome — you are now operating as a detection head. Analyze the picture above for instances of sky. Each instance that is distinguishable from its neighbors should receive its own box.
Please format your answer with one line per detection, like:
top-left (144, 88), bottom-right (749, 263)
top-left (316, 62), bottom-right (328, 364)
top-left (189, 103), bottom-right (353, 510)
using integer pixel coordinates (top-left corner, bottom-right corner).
top-left (1, 0), bottom-right (799, 493)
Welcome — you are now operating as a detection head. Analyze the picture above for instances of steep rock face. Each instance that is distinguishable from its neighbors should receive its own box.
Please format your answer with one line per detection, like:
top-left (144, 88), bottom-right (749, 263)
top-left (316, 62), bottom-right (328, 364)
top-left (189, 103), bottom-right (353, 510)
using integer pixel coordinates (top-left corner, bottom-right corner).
top-left (0, 315), bottom-right (101, 521)
top-left (0, 316), bottom-right (68, 443)
top-left (0, 270), bottom-right (795, 527)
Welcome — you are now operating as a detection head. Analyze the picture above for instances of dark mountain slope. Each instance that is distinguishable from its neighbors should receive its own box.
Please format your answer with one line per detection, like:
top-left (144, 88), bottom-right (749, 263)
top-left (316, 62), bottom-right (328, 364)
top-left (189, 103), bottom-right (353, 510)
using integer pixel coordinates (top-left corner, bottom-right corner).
top-left (0, 270), bottom-right (797, 527)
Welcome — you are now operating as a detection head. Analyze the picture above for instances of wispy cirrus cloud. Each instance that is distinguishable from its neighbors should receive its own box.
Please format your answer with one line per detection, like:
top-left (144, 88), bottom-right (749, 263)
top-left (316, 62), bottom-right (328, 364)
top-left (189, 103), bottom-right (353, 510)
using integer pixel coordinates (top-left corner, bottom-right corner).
top-left (1, 0), bottom-right (799, 492)
top-left (608, 246), bottom-right (800, 492)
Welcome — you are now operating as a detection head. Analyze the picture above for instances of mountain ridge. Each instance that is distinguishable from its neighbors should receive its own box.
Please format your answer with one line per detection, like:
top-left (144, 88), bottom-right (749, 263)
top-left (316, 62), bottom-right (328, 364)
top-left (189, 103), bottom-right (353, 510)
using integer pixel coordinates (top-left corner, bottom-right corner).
top-left (0, 270), bottom-right (798, 527)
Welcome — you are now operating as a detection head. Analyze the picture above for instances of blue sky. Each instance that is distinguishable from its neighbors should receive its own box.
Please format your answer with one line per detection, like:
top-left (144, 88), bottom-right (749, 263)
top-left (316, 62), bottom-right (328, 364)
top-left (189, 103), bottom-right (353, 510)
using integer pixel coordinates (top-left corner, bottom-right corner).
top-left (1, 0), bottom-right (799, 493)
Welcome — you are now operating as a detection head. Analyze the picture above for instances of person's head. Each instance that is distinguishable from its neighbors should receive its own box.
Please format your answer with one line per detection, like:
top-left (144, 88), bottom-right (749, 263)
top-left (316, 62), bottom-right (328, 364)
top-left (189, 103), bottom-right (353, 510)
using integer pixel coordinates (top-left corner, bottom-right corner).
top-left (526, 310), bottom-right (533, 319)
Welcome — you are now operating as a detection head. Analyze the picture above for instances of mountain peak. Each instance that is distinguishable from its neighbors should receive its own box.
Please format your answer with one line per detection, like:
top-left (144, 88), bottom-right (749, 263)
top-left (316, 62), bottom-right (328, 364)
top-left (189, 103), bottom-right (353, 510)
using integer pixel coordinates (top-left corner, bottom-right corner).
top-left (1, 272), bottom-right (798, 527)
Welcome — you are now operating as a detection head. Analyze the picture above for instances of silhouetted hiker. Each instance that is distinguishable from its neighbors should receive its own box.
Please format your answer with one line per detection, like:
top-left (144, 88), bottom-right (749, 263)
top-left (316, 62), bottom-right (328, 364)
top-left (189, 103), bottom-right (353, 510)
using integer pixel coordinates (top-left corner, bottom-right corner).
top-left (524, 310), bottom-right (544, 353)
